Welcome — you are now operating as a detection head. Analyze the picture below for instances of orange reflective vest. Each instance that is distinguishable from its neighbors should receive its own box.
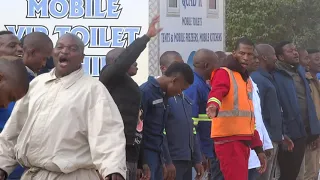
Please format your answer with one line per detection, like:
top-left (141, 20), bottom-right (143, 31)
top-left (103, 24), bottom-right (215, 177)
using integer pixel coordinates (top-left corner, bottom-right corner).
top-left (210, 67), bottom-right (255, 138)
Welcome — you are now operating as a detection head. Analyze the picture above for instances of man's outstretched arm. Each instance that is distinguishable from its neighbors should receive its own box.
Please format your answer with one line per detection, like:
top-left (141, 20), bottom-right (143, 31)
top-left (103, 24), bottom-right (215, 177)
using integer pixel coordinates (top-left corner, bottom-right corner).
top-left (99, 15), bottom-right (162, 84)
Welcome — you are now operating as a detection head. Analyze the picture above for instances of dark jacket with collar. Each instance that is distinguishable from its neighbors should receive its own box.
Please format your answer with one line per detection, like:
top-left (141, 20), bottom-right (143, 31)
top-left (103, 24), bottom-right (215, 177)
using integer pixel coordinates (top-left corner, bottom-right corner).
top-left (140, 76), bottom-right (169, 164)
top-left (272, 62), bottom-right (320, 141)
top-left (162, 94), bottom-right (202, 165)
top-left (251, 68), bottom-right (283, 142)
top-left (99, 35), bottom-right (150, 162)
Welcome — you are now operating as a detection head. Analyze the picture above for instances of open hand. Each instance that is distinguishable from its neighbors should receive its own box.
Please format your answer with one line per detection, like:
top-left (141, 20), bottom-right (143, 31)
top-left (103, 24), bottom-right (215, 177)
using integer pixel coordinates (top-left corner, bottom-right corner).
top-left (206, 105), bottom-right (217, 118)
top-left (194, 163), bottom-right (204, 180)
top-left (283, 135), bottom-right (294, 152)
top-left (141, 164), bottom-right (151, 180)
top-left (165, 164), bottom-right (176, 180)
top-left (257, 153), bottom-right (267, 174)
top-left (163, 165), bottom-right (168, 179)
top-left (146, 15), bottom-right (163, 38)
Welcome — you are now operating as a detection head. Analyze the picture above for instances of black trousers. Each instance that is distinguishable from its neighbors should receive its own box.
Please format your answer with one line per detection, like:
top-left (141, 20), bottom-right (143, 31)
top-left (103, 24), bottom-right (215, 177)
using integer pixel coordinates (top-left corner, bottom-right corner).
top-left (277, 137), bottom-right (306, 180)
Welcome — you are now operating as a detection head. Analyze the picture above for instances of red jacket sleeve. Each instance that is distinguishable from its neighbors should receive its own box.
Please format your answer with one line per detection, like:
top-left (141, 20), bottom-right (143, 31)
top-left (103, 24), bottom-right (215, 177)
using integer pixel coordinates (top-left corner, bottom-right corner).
top-left (207, 69), bottom-right (230, 110)
top-left (251, 130), bottom-right (263, 154)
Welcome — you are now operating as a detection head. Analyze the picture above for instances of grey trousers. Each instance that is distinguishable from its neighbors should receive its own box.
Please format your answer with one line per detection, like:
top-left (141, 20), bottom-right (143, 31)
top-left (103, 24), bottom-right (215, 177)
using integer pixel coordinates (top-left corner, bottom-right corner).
top-left (258, 143), bottom-right (279, 180)
top-left (126, 162), bottom-right (137, 180)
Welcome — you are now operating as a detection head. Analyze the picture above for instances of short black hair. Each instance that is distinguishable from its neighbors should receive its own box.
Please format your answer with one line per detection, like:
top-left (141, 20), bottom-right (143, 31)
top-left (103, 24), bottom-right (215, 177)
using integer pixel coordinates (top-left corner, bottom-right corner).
top-left (307, 49), bottom-right (320, 54)
top-left (274, 41), bottom-right (292, 58)
top-left (234, 37), bottom-right (254, 50)
top-left (0, 31), bottom-right (13, 36)
top-left (164, 61), bottom-right (194, 85)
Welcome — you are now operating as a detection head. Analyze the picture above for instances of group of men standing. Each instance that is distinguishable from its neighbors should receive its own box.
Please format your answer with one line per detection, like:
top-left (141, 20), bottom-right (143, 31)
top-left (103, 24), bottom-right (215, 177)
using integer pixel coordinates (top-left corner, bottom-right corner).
top-left (0, 15), bottom-right (320, 180)
top-left (208, 39), bottom-right (320, 180)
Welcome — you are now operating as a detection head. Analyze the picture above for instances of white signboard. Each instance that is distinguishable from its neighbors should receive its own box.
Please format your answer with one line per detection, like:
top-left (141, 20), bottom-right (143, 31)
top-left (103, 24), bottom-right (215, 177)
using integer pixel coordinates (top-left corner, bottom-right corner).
top-left (0, 0), bottom-right (149, 85)
top-left (159, 0), bottom-right (225, 67)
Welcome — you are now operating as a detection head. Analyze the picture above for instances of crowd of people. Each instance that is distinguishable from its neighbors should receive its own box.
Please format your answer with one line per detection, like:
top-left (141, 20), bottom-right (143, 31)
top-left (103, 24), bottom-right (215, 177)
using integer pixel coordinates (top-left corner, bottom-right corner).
top-left (0, 15), bottom-right (319, 180)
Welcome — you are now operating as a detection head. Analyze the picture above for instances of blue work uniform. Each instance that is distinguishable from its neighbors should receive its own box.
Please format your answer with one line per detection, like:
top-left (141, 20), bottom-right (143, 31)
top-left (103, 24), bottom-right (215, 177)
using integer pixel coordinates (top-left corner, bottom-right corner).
top-left (0, 69), bottom-right (35, 180)
top-left (140, 76), bottom-right (168, 180)
top-left (184, 72), bottom-right (224, 180)
top-left (162, 94), bottom-right (202, 180)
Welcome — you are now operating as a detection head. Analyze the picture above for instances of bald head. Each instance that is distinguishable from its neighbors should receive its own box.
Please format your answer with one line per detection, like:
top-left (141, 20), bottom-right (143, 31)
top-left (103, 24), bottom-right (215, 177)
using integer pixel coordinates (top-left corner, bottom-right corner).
top-left (193, 49), bottom-right (218, 80)
top-left (255, 44), bottom-right (278, 71)
top-left (23, 32), bottom-right (53, 51)
top-left (193, 49), bottom-right (217, 66)
top-left (160, 51), bottom-right (183, 67)
top-left (0, 56), bottom-right (29, 107)
top-left (105, 48), bottom-right (125, 65)
top-left (22, 32), bottom-right (54, 73)
top-left (255, 44), bottom-right (275, 57)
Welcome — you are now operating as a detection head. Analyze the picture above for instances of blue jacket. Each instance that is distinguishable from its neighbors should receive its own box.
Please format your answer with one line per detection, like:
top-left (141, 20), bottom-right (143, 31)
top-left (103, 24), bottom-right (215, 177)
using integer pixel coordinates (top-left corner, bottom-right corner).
top-left (184, 72), bottom-right (214, 158)
top-left (162, 94), bottom-right (202, 165)
top-left (317, 73), bottom-right (320, 80)
top-left (0, 71), bottom-right (35, 179)
top-left (251, 68), bottom-right (283, 142)
top-left (272, 65), bottom-right (320, 140)
top-left (140, 76), bottom-right (168, 163)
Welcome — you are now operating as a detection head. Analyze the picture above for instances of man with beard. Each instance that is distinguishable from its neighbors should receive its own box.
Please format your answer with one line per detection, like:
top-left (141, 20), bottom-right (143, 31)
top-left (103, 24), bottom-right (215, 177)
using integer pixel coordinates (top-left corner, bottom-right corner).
top-left (206, 37), bottom-right (267, 180)
top-left (273, 41), bottom-right (320, 180)
top-left (0, 33), bottom-right (126, 180)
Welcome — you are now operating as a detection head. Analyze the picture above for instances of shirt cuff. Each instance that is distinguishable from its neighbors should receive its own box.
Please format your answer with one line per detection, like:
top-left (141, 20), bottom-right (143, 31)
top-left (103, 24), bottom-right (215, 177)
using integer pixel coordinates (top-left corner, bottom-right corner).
top-left (102, 167), bottom-right (126, 180)
top-left (207, 97), bottom-right (221, 108)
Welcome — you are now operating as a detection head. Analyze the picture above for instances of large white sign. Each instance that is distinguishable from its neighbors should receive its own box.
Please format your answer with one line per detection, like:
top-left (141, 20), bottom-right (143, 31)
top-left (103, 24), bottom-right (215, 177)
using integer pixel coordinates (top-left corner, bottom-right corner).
top-left (0, 0), bottom-right (149, 85)
top-left (159, 0), bottom-right (225, 67)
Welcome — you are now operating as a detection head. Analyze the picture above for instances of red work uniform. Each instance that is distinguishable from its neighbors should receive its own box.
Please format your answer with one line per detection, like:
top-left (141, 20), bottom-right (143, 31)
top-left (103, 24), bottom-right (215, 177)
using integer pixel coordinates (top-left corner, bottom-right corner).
top-left (207, 68), bottom-right (263, 180)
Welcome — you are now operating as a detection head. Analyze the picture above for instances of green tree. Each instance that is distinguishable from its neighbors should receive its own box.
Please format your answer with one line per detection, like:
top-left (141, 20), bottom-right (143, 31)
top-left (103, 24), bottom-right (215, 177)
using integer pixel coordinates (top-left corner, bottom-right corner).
top-left (226, 0), bottom-right (320, 51)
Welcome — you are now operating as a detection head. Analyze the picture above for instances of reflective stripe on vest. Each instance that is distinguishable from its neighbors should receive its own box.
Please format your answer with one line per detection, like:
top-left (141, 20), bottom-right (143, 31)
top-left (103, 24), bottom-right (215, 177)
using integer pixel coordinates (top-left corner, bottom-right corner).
top-left (217, 68), bottom-right (254, 118)
top-left (210, 67), bottom-right (255, 138)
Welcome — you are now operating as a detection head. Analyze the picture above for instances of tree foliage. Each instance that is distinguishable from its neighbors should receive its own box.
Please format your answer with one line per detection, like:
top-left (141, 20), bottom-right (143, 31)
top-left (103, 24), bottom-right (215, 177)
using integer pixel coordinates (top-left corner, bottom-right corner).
top-left (226, 0), bottom-right (320, 51)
